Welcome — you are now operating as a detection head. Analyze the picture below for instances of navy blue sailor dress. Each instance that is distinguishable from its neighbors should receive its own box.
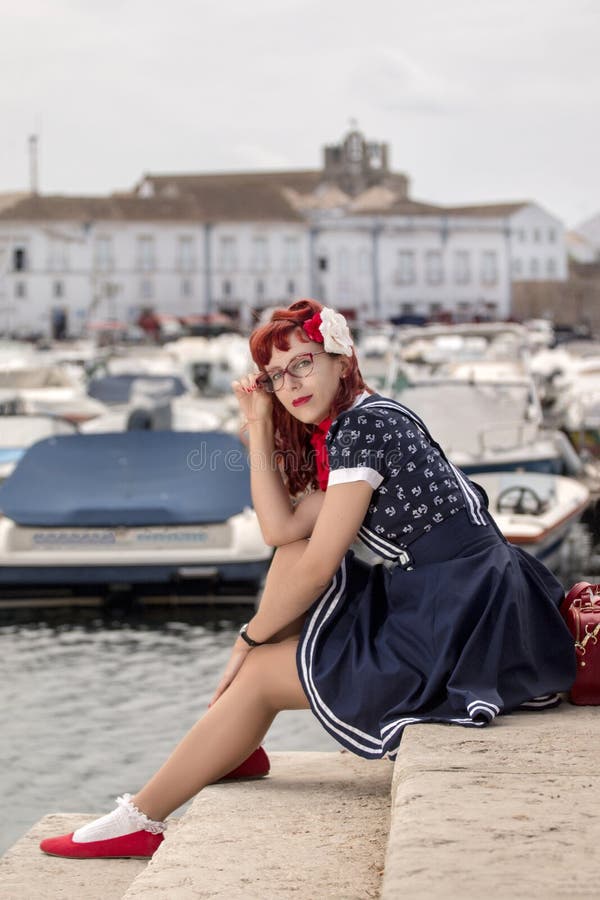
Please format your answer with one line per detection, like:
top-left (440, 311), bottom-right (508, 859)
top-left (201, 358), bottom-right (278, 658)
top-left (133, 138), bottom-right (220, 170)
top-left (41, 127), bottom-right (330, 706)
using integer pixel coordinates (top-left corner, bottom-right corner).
top-left (296, 393), bottom-right (576, 759)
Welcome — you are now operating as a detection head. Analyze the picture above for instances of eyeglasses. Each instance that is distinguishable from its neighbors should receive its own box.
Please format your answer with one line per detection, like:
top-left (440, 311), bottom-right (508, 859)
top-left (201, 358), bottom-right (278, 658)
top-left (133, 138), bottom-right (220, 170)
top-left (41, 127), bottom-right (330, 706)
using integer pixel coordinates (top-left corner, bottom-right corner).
top-left (256, 351), bottom-right (328, 393)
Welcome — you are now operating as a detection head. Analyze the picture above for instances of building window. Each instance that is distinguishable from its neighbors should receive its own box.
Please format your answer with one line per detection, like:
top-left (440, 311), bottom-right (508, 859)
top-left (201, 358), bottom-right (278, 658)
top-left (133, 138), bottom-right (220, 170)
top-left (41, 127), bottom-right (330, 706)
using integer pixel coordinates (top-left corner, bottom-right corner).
top-left (546, 258), bottom-right (557, 278)
top-left (178, 236), bottom-right (195, 272)
top-left (287, 279), bottom-right (296, 296)
top-left (453, 250), bottom-right (470, 285)
top-left (137, 236), bottom-right (156, 271)
top-left (530, 258), bottom-right (539, 278)
top-left (53, 280), bottom-right (64, 298)
top-left (481, 251), bottom-right (498, 285)
top-left (401, 302), bottom-right (415, 315)
top-left (48, 238), bottom-right (69, 271)
top-left (516, 229), bottom-right (526, 242)
top-left (338, 247), bottom-right (350, 274)
top-left (14, 281), bottom-right (27, 298)
top-left (318, 256), bottom-right (328, 271)
top-left (13, 246), bottom-right (28, 272)
top-left (425, 250), bottom-right (443, 285)
top-left (283, 237), bottom-right (301, 271)
top-left (252, 236), bottom-right (268, 271)
top-left (219, 237), bottom-right (237, 271)
top-left (181, 278), bottom-right (193, 298)
top-left (255, 279), bottom-right (265, 300)
top-left (94, 236), bottom-right (114, 272)
top-left (533, 228), bottom-right (541, 242)
top-left (397, 250), bottom-right (416, 285)
top-left (548, 228), bottom-right (556, 243)
top-left (512, 258), bottom-right (522, 277)
top-left (222, 279), bottom-right (232, 298)
top-left (140, 279), bottom-right (154, 299)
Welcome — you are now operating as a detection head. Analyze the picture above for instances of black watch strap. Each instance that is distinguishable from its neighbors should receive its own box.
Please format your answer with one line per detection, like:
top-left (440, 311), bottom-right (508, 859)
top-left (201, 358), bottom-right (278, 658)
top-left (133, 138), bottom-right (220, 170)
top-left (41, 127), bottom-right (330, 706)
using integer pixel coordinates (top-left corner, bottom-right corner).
top-left (239, 623), bottom-right (265, 647)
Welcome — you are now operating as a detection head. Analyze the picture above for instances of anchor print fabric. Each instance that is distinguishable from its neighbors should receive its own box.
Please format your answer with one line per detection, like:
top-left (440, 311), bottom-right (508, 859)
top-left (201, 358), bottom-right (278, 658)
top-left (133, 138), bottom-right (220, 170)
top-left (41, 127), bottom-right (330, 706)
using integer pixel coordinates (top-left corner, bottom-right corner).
top-left (326, 395), bottom-right (466, 550)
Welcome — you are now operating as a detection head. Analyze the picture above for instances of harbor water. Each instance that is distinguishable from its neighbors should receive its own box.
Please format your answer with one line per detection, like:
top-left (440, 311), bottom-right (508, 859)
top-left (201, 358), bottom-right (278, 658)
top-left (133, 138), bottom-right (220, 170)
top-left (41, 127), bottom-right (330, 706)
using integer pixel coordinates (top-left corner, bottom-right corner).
top-left (0, 606), bottom-right (338, 857)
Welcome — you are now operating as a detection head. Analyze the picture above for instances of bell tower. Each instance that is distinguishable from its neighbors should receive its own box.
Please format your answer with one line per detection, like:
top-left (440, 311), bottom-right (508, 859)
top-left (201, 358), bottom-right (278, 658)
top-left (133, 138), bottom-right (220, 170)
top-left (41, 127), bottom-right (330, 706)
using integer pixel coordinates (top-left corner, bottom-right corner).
top-left (322, 126), bottom-right (406, 197)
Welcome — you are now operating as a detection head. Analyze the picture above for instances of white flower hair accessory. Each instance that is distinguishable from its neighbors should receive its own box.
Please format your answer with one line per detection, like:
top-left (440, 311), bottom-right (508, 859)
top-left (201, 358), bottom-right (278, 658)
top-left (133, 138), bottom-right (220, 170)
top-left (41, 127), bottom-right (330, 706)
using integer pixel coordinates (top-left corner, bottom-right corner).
top-left (303, 307), bottom-right (354, 357)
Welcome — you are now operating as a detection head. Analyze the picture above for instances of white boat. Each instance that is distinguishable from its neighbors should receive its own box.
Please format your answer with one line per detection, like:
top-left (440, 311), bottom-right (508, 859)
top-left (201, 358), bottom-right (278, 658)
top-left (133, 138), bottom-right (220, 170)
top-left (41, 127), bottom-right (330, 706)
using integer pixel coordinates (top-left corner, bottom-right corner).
top-left (0, 365), bottom-right (107, 423)
top-left (386, 322), bottom-right (532, 388)
top-left (391, 382), bottom-right (583, 477)
top-left (530, 341), bottom-right (600, 430)
top-left (82, 373), bottom-right (239, 434)
top-left (0, 414), bottom-right (77, 483)
top-left (469, 470), bottom-right (590, 571)
top-left (167, 333), bottom-right (253, 393)
top-left (0, 431), bottom-right (272, 595)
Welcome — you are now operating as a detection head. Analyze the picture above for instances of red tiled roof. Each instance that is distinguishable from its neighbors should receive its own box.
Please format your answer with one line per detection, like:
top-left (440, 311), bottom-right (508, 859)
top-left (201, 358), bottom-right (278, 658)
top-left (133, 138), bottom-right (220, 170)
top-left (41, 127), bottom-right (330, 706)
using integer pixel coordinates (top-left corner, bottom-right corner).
top-left (0, 193), bottom-right (201, 222)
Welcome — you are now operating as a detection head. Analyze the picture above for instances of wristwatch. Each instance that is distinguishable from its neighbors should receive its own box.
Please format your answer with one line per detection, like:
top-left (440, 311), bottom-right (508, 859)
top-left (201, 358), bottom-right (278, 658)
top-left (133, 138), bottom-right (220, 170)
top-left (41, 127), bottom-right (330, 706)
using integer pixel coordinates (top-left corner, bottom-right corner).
top-left (239, 623), bottom-right (265, 648)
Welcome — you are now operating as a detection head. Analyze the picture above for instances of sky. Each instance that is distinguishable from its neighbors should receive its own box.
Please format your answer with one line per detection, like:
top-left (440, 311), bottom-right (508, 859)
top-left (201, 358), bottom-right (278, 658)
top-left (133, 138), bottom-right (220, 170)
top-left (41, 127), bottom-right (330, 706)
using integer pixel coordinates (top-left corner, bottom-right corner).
top-left (1, 0), bottom-right (599, 228)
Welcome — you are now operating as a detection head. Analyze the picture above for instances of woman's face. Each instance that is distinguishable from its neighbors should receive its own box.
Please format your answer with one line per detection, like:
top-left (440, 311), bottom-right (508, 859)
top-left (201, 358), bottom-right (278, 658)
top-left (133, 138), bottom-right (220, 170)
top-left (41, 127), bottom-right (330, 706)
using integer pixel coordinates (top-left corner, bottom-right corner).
top-left (264, 329), bottom-right (347, 425)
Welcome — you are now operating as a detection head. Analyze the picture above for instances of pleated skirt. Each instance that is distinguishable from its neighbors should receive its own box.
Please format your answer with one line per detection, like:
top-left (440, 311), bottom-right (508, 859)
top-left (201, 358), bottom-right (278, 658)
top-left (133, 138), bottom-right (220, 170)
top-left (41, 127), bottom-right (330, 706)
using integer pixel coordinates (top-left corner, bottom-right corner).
top-left (296, 509), bottom-right (576, 759)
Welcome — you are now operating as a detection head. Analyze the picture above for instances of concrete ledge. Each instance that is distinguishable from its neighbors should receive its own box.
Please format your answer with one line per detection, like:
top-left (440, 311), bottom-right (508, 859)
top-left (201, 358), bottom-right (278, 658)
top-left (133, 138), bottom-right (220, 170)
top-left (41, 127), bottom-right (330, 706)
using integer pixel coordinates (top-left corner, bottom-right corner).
top-left (1, 752), bottom-right (391, 900)
top-left (0, 814), bottom-right (152, 899)
top-left (382, 704), bottom-right (600, 900)
top-left (7, 712), bottom-right (598, 900)
top-left (122, 751), bottom-right (391, 900)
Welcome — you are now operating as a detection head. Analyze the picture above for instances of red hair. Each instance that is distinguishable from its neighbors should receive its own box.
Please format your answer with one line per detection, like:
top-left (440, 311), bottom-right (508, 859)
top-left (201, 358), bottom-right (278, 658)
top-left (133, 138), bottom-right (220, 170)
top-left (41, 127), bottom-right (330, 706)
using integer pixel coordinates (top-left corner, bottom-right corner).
top-left (249, 299), bottom-right (371, 495)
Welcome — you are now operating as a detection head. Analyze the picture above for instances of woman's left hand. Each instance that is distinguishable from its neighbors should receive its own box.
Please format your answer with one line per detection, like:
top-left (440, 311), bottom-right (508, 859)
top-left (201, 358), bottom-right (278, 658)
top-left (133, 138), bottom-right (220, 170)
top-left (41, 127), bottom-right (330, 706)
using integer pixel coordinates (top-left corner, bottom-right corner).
top-left (209, 639), bottom-right (252, 707)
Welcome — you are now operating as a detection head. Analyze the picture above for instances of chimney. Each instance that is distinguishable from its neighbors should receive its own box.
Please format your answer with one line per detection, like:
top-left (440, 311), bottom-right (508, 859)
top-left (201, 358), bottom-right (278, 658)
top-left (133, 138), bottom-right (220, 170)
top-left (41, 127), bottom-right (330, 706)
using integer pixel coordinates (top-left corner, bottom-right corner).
top-left (29, 134), bottom-right (39, 195)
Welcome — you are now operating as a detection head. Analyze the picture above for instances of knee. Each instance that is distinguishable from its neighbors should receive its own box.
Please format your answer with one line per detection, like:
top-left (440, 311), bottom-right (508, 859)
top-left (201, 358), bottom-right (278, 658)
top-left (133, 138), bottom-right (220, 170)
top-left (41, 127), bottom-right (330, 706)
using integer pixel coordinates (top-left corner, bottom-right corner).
top-left (236, 646), bottom-right (287, 710)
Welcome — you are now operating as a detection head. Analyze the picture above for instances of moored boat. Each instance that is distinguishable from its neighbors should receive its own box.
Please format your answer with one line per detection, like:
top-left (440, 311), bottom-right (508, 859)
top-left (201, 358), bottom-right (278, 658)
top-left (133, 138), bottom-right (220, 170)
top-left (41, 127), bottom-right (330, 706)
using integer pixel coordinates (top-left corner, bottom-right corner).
top-left (469, 470), bottom-right (590, 571)
top-left (0, 431), bottom-right (271, 596)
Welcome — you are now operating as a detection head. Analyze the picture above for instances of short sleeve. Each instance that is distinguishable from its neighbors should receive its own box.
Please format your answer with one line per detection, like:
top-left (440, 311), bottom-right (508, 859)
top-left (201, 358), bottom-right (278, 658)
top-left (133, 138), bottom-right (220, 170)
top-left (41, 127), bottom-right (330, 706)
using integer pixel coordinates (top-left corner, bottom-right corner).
top-left (325, 408), bottom-right (388, 490)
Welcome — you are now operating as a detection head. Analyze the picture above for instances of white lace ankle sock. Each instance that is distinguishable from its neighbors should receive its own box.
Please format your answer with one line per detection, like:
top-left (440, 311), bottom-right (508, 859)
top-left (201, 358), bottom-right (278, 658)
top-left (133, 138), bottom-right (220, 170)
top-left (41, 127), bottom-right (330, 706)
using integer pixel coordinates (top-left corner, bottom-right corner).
top-left (72, 794), bottom-right (167, 843)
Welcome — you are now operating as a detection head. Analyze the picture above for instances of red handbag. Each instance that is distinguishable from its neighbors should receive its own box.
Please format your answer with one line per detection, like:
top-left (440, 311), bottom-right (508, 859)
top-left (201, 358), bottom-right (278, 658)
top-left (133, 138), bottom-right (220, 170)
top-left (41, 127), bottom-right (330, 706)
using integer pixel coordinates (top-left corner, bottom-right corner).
top-left (561, 582), bottom-right (600, 705)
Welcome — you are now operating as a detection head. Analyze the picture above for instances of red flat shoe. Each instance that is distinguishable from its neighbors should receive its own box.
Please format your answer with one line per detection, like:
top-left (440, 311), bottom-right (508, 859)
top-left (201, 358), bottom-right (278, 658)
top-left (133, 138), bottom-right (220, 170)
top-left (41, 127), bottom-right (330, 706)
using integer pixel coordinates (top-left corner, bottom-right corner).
top-left (39, 829), bottom-right (164, 859)
top-left (218, 746), bottom-right (270, 781)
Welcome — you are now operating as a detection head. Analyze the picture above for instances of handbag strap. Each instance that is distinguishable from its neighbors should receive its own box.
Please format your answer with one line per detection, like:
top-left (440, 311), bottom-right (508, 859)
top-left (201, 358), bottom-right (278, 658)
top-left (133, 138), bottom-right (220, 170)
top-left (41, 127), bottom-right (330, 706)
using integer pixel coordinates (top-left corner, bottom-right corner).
top-left (576, 620), bottom-right (600, 656)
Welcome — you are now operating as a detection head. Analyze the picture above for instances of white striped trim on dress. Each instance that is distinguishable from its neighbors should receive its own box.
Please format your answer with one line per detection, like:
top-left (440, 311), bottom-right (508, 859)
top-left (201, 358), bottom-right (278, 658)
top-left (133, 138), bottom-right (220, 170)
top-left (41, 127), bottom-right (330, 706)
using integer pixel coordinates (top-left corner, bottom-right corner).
top-left (467, 699), bottom-right (501, 722)
top-left (359, 398), bottom-right (487, 526)
top-left (299, 561), bottom-right (502, 759)
top-left (517, 693), bottom-right (561, 710)
top-left (384, 716), bottom-right (490, 760)
top-left (299, 560), bottom-right (384, 755)
top-left (358, 525), bottom-right (404, 561)
top-left (381, 715), bottom-right (486, 756)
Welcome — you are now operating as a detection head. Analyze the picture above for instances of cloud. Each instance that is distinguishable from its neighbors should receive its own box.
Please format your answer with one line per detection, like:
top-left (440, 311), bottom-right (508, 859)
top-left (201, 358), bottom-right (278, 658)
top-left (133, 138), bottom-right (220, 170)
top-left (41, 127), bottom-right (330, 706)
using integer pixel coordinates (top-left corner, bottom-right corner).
top-left (348, 50), bottom-right (469, 116)
top-left (228, 144), bottom-right (292, 169)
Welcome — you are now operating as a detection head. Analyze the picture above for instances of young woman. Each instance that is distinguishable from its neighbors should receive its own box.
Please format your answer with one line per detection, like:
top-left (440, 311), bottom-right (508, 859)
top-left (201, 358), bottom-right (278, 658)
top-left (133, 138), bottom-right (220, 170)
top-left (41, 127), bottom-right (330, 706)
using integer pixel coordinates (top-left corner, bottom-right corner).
top-left (40, 299), bottom-right (576, 859)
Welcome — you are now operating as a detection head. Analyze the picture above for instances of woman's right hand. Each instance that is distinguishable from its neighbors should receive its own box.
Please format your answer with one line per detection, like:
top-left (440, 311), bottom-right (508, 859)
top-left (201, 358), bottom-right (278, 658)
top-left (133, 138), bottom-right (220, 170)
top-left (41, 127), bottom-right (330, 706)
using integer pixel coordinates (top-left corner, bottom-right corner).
top-left (232, 373), bottom-right (273, 425)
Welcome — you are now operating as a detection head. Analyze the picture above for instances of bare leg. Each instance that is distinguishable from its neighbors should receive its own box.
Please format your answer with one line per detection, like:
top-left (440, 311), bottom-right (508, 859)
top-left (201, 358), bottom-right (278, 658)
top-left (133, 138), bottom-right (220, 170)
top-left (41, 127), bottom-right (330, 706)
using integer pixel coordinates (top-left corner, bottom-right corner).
top-left (134, 541), bottom-right (315, 820)
top-left (133, 638), bottom-right (309, 821)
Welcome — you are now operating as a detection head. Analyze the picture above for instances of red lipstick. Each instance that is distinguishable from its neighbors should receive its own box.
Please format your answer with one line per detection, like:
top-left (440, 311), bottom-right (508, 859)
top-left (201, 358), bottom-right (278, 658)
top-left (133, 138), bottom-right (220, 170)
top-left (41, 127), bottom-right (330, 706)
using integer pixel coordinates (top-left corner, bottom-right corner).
top-left (292, 395), bottom-right (312, 407)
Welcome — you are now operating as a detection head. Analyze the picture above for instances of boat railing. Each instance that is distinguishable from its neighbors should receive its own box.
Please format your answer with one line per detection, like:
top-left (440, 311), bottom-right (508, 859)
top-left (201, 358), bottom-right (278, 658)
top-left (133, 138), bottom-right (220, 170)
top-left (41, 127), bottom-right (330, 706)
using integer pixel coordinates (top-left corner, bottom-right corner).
top-left (476, 420), bottom-right (539, 454)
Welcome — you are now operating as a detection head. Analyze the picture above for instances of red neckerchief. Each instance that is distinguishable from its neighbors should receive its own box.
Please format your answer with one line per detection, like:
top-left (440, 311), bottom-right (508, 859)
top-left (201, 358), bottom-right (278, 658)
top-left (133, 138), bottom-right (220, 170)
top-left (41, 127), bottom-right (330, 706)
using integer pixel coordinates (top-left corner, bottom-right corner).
top-left (310, 416), bottom-right (332, 492)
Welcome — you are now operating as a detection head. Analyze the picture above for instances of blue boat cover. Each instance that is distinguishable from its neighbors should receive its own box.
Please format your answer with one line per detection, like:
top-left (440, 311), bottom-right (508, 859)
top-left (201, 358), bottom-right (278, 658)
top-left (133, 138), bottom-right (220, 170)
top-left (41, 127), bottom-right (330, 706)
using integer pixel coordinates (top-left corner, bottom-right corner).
top-left (0, 431), bottom-right (253, 527)
top-left (88, 374), bottom-right (187, 405)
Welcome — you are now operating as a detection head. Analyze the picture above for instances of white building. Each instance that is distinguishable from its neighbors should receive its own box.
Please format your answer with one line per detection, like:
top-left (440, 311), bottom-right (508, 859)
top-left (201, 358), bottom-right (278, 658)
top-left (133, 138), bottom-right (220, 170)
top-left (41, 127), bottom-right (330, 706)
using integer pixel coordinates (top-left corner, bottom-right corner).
top-left (567, 213), bottom-right (600, 263)
top-left (0, 130), bottom-right (568, 337)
